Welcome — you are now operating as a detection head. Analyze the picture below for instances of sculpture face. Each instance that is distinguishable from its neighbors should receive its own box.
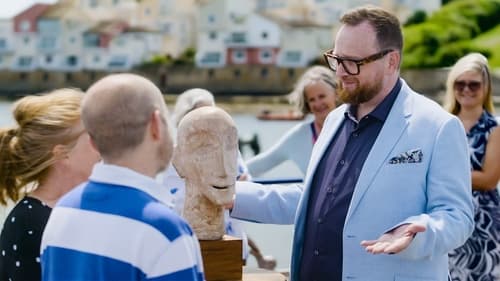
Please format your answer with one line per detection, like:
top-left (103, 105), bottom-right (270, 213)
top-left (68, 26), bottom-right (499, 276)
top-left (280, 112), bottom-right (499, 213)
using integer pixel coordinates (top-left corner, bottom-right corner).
top-left (175, 107), bottom-right (238, 206)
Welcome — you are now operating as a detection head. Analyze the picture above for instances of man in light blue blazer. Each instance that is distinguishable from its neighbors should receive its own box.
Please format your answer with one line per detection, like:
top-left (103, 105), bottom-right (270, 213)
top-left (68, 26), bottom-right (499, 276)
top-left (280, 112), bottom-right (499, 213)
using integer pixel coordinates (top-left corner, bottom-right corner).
top-left (231, 5), bottom-right (474, 281)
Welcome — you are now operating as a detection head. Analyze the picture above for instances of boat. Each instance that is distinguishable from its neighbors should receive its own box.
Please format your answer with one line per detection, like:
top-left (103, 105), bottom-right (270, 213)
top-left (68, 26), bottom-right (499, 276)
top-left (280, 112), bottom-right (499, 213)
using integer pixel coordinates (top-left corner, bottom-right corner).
top-left (257, 109), bottom-right (305, 121)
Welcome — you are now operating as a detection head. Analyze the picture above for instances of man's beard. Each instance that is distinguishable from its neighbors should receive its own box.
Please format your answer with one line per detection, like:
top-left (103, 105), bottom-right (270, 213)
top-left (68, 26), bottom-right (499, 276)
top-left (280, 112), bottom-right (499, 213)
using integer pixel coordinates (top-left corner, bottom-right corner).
top-left (337, 77), bottom-right (382, 105)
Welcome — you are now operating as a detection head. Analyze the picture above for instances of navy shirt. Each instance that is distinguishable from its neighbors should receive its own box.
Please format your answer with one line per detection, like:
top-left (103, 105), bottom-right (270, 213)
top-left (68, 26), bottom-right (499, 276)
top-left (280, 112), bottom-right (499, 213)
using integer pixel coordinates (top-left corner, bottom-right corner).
top-left (299, 79), bottom-right (402, 281)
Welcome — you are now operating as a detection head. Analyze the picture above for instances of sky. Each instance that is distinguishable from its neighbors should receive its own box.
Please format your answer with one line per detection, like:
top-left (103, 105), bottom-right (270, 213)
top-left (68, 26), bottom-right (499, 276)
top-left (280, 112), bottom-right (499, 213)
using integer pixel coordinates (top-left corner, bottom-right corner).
top-left (0, 0), bottom-right (58, 19)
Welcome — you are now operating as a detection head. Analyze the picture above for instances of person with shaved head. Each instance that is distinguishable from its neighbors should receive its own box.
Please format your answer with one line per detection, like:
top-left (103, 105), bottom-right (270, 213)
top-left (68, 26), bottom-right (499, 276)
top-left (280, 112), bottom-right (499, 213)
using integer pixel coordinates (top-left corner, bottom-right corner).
top-left (40, 74), bottom-right (205, 281)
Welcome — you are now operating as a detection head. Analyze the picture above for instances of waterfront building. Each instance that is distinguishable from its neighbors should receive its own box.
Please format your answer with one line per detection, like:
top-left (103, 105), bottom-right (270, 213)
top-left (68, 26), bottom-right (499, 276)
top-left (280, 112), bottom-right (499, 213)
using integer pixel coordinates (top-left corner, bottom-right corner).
top-left (11, 4), bottom-right (51, 71)
top-left (37, 2), bottom-right (93, 71)
top-left (0, 0), bottom-right (441, 73)
top-left (0, 19), bottom-right (14, 70)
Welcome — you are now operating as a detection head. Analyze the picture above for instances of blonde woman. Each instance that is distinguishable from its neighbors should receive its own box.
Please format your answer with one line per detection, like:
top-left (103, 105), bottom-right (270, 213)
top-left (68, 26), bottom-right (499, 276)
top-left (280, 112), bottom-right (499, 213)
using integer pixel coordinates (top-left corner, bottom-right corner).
top-left (444, 53), bottom-right (500, 280)
top-left (246, 65), bottom-right (337, 177)
top-left (0, 89), bottom-right (100, 281)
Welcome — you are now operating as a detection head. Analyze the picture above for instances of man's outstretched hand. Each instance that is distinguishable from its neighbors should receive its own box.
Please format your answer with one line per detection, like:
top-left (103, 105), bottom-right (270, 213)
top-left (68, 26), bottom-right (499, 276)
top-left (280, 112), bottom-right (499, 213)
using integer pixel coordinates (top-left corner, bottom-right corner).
top-left (360, 223), bottom-right (426, 254)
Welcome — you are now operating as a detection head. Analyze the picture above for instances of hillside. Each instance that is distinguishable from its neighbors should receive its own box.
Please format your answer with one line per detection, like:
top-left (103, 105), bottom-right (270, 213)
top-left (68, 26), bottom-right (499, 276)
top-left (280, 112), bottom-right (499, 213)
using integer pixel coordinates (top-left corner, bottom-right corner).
top-left (471, 24), bottom-right (500, 70)
top-left (402, 0), bottom-right (500, 69)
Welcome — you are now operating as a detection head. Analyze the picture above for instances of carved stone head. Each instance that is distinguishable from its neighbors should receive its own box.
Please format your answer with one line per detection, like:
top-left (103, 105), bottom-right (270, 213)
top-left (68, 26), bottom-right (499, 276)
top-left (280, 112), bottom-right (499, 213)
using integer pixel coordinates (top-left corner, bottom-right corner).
top-left (173, 106), bottom-right (238, 239)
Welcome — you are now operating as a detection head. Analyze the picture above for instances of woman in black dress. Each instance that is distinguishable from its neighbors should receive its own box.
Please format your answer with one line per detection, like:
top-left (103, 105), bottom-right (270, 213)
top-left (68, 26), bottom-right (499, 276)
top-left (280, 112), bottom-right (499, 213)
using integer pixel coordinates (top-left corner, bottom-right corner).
top-left (0, 89), bottom-right (100, 281)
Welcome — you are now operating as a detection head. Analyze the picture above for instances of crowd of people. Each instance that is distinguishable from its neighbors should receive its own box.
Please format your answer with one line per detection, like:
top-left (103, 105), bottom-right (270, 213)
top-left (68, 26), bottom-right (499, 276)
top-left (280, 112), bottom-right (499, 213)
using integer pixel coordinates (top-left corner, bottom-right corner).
top-left (0, 4), bottom-right (499, 281)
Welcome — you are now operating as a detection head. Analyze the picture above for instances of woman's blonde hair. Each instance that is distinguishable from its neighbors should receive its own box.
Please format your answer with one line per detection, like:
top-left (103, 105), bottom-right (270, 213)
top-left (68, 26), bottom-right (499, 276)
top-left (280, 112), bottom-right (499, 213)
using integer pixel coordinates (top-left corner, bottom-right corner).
top-left (173, 88), bottom-right (215, 127)
top-left (288, 65), bottom-right (337, 115)
top-left (0, 88), bottom-right (84, 205)
top-left (444, 52), bottom-right (494, 115)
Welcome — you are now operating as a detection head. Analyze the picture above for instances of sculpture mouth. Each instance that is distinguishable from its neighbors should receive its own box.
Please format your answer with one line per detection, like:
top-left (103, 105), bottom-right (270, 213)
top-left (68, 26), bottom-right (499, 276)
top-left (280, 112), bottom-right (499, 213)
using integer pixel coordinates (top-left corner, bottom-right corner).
top-left (212, 185), bottom-right (229, 190)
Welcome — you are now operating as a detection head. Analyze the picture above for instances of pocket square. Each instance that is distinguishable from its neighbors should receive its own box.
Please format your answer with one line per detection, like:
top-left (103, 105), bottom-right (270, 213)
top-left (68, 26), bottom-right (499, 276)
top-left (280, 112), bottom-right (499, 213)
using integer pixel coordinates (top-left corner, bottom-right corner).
top-left (389, 148), bottom-right (423, 164)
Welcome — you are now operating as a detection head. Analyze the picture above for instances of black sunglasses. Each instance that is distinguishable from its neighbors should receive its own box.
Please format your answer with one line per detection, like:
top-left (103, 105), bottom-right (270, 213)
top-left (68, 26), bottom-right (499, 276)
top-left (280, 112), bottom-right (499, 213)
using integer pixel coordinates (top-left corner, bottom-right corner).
top-left (323, 49), bottom-right (393, 75)
top-left (453, 80), bottom-right (482, 92)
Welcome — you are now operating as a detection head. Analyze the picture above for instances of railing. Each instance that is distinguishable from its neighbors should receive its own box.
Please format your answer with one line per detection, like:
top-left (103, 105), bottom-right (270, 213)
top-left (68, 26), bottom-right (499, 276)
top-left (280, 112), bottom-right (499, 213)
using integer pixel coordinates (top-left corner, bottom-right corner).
top-left (252, 178), bottom-right (302, 185)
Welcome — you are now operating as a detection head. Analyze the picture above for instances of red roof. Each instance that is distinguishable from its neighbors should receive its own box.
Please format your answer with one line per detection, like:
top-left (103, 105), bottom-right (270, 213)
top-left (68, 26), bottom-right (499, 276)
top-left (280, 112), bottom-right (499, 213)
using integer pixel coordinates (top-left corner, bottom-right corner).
top-left (13, 3), bottom-right (51, 32)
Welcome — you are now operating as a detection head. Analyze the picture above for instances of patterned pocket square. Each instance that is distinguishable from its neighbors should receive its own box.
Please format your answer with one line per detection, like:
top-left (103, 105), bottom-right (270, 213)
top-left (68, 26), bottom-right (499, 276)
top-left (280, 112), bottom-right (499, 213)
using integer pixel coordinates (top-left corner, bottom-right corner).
top-left (389, 148), bottom-right (423, 164)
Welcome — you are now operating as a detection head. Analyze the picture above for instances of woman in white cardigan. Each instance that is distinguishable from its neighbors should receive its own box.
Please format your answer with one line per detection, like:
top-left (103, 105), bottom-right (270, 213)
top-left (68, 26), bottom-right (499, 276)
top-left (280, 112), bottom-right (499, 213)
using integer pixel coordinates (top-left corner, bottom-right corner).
top-left (246, 65), bottom-right (338, 177)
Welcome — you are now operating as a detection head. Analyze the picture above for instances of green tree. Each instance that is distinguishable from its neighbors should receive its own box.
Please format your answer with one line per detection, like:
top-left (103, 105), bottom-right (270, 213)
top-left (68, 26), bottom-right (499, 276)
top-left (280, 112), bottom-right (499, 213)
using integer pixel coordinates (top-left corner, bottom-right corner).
top-left (404, 10), bottom-right (427, 26)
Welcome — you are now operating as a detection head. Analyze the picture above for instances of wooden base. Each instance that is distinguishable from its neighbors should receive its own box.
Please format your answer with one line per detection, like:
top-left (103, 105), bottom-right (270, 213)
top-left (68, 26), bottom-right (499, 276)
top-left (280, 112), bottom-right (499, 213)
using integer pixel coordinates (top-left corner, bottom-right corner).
top-left (199, 235), bottom-right (243, 281)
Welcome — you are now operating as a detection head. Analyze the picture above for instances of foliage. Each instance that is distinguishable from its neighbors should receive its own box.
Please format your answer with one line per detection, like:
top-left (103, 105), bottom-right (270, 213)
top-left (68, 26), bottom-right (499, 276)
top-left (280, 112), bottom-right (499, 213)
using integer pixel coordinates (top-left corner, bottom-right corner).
top-left (402, 0), bottom-right (500, 69)
top-left (404, 10), bottom-right (427, 27)
top-left (140, 48), bottom-right (196, 67)
top-left (470, 24), bottom-right (500, 68)
top-left (172, 47), bottom-right (196, 66)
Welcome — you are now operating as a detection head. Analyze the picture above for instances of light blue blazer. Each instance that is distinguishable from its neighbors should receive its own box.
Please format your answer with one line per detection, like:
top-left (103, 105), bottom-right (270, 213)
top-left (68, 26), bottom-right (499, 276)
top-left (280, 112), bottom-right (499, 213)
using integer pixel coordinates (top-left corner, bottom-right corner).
top-left (232, 80), bottom-right (474, 281)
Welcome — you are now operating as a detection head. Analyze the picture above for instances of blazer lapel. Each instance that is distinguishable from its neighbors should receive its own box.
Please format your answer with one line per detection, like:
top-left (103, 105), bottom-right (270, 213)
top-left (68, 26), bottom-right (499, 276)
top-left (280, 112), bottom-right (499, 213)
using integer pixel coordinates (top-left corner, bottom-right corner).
top-left (345, 83), bottom-right (413, 223)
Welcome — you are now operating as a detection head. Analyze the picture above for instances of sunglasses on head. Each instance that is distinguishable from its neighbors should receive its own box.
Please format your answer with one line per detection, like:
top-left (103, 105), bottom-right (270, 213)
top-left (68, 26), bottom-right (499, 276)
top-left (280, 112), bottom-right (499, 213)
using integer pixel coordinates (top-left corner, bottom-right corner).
top-left (453, 80), bottom-right (482, 92)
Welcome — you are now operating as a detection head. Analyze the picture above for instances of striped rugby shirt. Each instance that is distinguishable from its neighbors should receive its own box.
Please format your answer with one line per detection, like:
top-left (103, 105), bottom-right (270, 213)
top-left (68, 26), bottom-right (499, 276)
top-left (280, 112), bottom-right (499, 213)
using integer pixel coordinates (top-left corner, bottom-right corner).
top-left (41, 163), bottom-right (204, 281)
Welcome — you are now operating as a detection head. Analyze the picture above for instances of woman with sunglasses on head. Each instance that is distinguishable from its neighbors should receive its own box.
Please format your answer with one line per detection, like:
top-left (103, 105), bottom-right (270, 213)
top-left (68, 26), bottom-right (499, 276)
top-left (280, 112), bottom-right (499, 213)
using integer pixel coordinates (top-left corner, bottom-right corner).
top-left (444, 53), bottom-right (500, 281)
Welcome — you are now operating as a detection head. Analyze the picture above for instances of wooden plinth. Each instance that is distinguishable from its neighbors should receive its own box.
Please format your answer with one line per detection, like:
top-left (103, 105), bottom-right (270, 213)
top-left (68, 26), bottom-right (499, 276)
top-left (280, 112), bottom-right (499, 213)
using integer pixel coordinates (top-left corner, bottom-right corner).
top-left (199, 235), bottom-right (243, 281)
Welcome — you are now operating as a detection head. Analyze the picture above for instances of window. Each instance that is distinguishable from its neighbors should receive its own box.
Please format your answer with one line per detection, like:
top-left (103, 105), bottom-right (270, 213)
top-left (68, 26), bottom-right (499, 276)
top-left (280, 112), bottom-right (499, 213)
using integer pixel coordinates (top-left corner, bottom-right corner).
top-left (108, 56), bottom-right (127, 68)
top-left (67, 56), bottom-right (78, 67)
top-left (39, 36), bottom-right (56, 49)
top-left (209, 31), bottom-right (217, 40)
top-left (89, 0), bottom-right (97, 8)
top-left (0, 38), bottom-right (6, 49)
top-left (200, 52), bottom-right (221, 64)
top-left (115, 38), bottom-right (125, 46)
top-left (208, 15), bottom-right (215, 23)
top-left (259, 49), bottom-right (273, 63)
top-left (45, 55), bottom-right (52, 63)
top-left (18, 56), bottom-right (32, 67)
top-left (93, 55), bottom-right (100, 63)
top-left (285, 51), bottom-right (301, 63)
top-left (231, 32), bottom-right (246, 44)
top-left (84, 34), bottom-right (99, 47)
top-left (232, 49), bottom-right (246, 64)
top-left (20, 20), bottom-right (30, 32)
top-left (161, 23), bottom-right (171, 34)
top-left (261, 32), bottom-right (268, 39)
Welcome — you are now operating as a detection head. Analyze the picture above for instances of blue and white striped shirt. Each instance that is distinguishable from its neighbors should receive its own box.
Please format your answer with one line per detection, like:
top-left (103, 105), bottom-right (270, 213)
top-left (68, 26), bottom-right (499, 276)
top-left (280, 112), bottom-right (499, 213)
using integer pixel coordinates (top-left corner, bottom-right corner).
top-left (41, 163), bottom-right (205, 281)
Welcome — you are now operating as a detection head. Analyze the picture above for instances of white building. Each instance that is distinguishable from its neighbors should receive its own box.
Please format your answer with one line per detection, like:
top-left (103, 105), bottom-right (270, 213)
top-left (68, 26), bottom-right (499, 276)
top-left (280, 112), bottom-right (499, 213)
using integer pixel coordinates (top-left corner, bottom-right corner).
top-left (108, 27), bottom-right (163, 70)
top-left (276, 20), bottom-right (332, 67)
top-left (0, 20), bottom-right (14, 69)
top-left (37, 3), bottom-right (93, 71)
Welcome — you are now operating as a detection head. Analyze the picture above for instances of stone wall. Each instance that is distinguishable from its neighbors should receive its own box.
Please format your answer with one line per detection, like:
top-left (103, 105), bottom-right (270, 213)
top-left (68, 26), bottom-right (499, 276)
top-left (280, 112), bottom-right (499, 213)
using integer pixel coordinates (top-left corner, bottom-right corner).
top-left (0, 66), bottom-right (498, 103)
